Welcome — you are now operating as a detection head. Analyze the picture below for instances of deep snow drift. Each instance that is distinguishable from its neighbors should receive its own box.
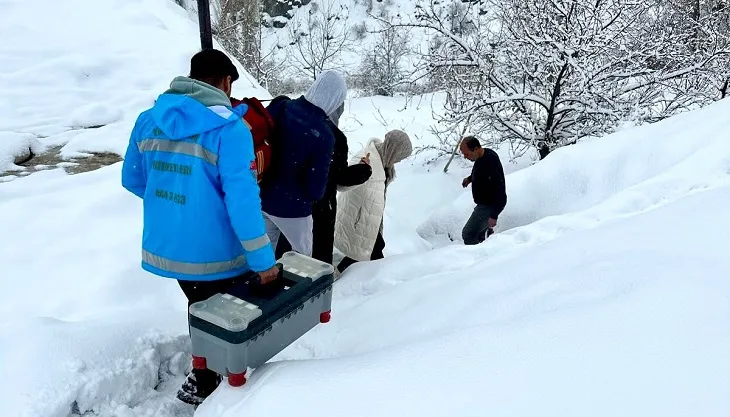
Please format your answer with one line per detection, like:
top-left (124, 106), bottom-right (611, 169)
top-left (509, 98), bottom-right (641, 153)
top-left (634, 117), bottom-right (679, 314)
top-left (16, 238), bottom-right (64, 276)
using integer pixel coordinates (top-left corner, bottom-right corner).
top-left (201, 185), bottom-right (730, 417)
top-left (0, 0), bottom-right (267, 178)
top-left (1, 0), bottom-right (729, 416)
top-left (194, 98), bottom-right (730, 417)
top-left (2, 95), bottom-right (729, 416)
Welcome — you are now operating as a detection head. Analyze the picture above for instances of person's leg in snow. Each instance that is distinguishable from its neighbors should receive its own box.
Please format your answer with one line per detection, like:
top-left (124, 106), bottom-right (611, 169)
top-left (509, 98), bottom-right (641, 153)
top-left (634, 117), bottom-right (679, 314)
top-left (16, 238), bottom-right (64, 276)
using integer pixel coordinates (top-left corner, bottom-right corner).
top-left (273, 200), bottom-right (335, 264)
top-left (263, 211), bottom-right (314, 257)
top-left (336, 232), bottom-right (386, 273)
top-left (462, 204), bottom-right (495, 245)
top-left (263, 213), bottom-right (283, 254)
top-left (176, 278), bottom-right (239, 405)
top-left (310, 199), bottom-right (337, 264)
top-left (370, 232), bottom-right (385, 260)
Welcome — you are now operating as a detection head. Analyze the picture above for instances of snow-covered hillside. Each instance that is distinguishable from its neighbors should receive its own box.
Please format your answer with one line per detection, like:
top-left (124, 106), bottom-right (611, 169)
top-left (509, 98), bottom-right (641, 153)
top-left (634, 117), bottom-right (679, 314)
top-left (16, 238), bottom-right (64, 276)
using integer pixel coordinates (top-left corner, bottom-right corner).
top-left (0, 0), bottom-right (266, 178)
top-left (1, 0), bottom-right (729, 416)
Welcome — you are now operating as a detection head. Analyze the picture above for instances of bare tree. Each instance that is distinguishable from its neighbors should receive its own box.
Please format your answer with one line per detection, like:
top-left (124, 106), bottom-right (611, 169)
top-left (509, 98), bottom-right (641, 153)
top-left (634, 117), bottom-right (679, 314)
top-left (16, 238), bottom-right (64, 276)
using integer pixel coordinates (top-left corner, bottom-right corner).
top-left (286, 0), bottom-right (355, 80)
top-left (353, 20), bottom-right (412, 96)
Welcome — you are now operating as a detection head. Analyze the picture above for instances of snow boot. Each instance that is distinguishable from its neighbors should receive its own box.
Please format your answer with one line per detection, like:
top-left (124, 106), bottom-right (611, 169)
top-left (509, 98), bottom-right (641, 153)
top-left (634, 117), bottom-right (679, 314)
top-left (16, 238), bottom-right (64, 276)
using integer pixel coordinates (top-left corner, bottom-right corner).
top-left (176, 368), bottom-right (222, 406)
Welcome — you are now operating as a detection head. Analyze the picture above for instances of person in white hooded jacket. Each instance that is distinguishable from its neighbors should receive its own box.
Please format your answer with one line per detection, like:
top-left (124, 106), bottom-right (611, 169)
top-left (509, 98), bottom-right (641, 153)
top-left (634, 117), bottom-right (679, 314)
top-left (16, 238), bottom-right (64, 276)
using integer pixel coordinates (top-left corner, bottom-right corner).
top-left (334, 129), bottom-right (413, 273)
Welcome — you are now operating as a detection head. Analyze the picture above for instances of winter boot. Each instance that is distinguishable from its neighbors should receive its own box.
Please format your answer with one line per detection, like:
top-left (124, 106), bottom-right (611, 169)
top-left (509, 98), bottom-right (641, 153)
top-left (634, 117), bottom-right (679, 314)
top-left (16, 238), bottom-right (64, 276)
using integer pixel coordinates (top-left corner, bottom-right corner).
top-left (176, 368), bottom-right (222, 406)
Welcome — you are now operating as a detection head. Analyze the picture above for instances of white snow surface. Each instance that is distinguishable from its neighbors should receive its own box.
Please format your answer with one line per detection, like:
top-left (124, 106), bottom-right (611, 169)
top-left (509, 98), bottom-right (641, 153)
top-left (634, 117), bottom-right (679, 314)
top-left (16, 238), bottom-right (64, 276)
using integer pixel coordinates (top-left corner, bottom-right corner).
top-left (1, 0), bottom-right (729, 416)
top-left (0, 0), bottom-right (267, 170)
top-left (0, 131), bottom-right (44, 172)
top-left (195, 98), bottom-right (730, 417)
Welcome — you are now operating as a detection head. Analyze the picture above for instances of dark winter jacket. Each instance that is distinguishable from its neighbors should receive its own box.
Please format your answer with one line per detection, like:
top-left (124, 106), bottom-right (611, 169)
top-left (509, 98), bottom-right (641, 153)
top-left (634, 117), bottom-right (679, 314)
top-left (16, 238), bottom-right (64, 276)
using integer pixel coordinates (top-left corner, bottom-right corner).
top-left (469, 148), bottom-right (507, 219)
top-left (259, 96), bottom-right (336, 218)
top-left (321, 119), bottom-right (372, 207)
top-left (274, 120), bottom-right (372, 263)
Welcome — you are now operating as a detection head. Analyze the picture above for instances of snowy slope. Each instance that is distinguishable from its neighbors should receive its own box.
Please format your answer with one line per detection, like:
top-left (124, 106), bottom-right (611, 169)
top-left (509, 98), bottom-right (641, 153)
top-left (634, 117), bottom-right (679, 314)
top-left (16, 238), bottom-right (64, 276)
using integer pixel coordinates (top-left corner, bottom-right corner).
top-left (1, 96), bottom-right (728, 417)
top-left (418, 97), bottom-right (730, 246)
top-left (199, 185), bottom-right (730, 417)
top-left (0, 0), bottom-right (267, 175)
top-left (196, 99), bottom-right (730, 417)
top-left (1, 0), bottom-right (729, 416)
top-left (0, 0), bottom-right (264, 415)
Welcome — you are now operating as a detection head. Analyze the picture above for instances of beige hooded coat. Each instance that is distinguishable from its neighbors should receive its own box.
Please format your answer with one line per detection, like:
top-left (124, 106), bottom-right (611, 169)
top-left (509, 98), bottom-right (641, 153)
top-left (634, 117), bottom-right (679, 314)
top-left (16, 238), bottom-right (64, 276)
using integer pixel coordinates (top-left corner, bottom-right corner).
top-left (334, 130), bottom-right (412, 261)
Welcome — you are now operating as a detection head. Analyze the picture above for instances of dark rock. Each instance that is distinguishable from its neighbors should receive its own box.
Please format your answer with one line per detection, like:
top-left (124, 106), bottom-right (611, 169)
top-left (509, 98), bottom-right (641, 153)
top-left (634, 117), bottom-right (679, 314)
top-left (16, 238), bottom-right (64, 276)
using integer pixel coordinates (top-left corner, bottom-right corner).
top-left (13, 147), bottom-right (34, 165)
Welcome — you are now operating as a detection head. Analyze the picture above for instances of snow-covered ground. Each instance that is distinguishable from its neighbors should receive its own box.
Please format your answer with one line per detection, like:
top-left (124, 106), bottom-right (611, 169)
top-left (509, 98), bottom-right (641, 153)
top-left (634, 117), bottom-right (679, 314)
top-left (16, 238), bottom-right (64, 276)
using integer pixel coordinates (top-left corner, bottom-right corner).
top-left (201, 184), bottom-right (730, 417)
top-left (0, 0), bottom-right (267, 179)
top-left (1, 0), bottom-right (729, 416)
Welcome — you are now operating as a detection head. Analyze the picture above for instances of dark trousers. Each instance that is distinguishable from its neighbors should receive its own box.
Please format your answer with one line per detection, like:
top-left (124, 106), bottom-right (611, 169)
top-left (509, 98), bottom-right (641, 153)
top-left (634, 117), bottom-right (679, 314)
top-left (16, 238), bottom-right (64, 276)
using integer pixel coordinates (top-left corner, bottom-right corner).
top-left (178, 277), bottom-right (240, 308)
top-left (276, 198), bottom-right (336, 264)
top-left (462, 204), bottom-right (495, 245)
top-left (336, 232), bottom-right (385, 273)
top-left (178, 277), bottom-right (240, 384)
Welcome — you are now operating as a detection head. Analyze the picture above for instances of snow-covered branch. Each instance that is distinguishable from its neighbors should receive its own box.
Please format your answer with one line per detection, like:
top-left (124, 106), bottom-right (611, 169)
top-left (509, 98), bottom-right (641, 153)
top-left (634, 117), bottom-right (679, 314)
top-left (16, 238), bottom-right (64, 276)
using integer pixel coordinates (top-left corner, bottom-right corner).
top-left (398, 0), bottom-right (729, 160)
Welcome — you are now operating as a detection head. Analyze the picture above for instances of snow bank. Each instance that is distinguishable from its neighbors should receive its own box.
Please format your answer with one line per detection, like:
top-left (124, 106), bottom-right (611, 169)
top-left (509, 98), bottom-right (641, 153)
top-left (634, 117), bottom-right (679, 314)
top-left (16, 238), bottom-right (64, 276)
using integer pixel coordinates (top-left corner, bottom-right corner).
top-left (418, 97), bottom-right (730, 244)
top-left (1, 314), bottom-right (190, 417)
top-left (0, 166), bottom-right (199, 416)
top-left (68, 103), bottom-right (125, 129)
top-left (197, 183), bottom-right (730, 417)
top-left (2, 1), bottom-right (728, 413)
top-left (193, 97), bottom-right (730, 417)
top-left (0, 131), bottom-right (44, 172)
top-left (0, 0), bottom-right (267, 170)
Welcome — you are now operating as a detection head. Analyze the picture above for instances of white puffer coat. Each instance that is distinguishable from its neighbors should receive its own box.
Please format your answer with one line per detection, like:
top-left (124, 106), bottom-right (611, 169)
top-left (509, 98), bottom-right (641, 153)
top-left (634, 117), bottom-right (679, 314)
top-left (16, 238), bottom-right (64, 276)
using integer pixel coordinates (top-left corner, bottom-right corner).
top-left (334, 139), bottom-right (387, 262)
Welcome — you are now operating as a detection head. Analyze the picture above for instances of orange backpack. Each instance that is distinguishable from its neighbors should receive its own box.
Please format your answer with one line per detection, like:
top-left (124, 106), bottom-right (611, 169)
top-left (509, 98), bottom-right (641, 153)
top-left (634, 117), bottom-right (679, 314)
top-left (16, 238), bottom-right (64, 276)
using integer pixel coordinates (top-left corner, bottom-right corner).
top-left (230, 96), bottom-right (275, 183)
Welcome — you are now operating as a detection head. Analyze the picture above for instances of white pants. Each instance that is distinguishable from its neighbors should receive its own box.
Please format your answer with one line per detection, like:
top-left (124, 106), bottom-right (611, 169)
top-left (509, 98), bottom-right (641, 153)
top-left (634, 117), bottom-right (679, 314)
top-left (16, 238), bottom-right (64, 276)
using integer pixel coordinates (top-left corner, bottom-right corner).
top-left (263, 211), bottom-right (313, 257)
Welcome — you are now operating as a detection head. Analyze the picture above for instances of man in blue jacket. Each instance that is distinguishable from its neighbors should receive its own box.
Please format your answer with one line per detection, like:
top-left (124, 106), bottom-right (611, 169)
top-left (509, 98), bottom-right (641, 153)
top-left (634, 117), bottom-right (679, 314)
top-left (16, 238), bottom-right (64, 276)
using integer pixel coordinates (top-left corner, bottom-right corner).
top-left (121, 49), bottom-right (278, 405)
top-left (259, 70), bottom-right (347, 257)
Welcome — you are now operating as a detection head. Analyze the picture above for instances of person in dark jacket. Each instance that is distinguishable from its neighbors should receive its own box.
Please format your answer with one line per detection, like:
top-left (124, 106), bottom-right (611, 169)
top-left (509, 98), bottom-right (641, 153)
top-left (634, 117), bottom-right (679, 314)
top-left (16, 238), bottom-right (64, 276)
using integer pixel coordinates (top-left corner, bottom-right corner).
top-left (259, 70), bottom-right (347, 257)
top-left (459, 136), bottom-right (507, 245)
top-left (275, 104), bottom-right (373, 264)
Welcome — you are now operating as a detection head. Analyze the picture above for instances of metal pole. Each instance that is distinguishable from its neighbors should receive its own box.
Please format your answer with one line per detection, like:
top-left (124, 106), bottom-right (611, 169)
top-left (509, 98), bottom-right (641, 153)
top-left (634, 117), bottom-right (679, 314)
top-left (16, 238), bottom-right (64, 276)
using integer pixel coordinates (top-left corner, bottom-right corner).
top-left (197, 0), bottom-right (213, 50)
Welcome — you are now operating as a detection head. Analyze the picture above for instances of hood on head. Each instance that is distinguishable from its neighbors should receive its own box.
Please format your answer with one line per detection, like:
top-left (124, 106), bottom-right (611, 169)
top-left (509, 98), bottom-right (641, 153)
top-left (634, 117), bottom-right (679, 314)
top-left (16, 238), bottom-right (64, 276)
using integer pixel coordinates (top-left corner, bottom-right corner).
top-left (329, 103), bottom-right (345, 126)
top-left (304, 70), bottom-right (347, 117)
top-left (382, 129), bottom-right (413, 166)
top-left (151, 76), bottom-right (243, 140)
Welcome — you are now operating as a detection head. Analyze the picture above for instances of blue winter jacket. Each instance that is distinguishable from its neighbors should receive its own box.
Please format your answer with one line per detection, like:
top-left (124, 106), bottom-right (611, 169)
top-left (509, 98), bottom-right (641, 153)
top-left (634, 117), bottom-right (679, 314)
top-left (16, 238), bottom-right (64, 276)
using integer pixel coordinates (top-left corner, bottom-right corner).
top-left (121, 76), bottom-right (276, 281)
top-left (259, 96), bottom-right (335, 218)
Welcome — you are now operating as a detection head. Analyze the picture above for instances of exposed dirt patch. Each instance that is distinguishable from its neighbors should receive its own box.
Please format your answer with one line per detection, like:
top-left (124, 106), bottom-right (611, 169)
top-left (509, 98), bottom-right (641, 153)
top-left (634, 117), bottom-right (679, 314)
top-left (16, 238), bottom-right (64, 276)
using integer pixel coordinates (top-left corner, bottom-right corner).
top-left (0, 145), bottom-right (123, 180)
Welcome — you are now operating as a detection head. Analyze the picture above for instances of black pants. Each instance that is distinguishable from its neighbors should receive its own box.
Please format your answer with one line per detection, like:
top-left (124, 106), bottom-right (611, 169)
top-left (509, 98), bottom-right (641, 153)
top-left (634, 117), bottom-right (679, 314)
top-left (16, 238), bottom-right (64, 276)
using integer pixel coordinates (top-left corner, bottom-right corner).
top-left (177, 277), bottom-right (242, 385)
top-left (336, 232), bottom-right (385, 273)
top-left (276, 197), bottom-right (336, 264)
top-left (178, 276), bottom-right (240, 309)
top-left (462, 204), bottom-right (495, 245)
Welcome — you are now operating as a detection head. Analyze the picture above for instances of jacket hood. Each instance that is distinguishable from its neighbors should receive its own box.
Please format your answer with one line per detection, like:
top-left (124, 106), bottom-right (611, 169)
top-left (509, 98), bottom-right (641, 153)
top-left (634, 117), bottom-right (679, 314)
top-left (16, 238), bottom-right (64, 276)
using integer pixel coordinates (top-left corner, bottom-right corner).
top-left (304, 70), bottom-right (347, 117)
top-left (151, 76), bottom-right (245, 139)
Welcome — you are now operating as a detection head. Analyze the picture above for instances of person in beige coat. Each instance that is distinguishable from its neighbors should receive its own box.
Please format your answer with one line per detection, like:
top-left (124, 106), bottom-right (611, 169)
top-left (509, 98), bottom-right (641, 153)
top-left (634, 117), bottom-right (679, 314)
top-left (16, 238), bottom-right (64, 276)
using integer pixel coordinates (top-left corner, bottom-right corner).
top-left (334, 129), bottom-right (413, 273)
